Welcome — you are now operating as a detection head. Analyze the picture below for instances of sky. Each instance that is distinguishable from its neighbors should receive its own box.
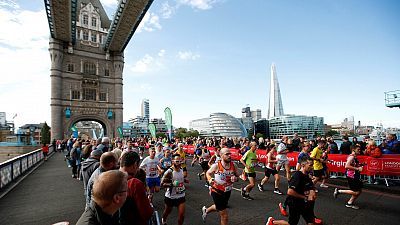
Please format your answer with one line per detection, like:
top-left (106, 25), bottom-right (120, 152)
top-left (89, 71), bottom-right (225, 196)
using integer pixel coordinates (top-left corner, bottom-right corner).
top-left (0, 0), bottom-right (400, 130)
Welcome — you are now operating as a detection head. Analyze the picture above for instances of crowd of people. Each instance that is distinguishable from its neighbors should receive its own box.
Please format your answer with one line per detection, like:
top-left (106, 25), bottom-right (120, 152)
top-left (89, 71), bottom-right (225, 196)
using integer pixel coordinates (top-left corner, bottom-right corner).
top-left (47, 133), bottom-right (399, 225)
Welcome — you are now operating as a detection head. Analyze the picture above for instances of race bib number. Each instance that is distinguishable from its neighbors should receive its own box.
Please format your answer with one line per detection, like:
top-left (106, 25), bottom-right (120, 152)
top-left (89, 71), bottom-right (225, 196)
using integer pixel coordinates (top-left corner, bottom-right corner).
top-left (149, 167), bottom-right (157, 176)
top-left (176, 185), bottom-right (185, 194)
top-left (164, 161), bottom-right (171, 167)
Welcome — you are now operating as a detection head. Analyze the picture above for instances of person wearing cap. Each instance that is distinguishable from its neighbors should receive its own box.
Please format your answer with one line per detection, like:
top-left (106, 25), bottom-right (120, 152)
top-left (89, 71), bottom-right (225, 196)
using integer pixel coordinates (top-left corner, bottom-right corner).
top-left (96, 137), bottom-right (110, 153)
top-left (155, 143), bottom-right (164, 160)
top-left (81, 149), bottom-right (102, 194)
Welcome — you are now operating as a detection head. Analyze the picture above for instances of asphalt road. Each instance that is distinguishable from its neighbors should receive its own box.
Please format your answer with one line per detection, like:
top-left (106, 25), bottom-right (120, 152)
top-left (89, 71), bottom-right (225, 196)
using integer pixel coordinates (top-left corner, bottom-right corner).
top-left (0, 153), bottom-right (399, 225)
top-left (152, 161), bottom-right (400, 225)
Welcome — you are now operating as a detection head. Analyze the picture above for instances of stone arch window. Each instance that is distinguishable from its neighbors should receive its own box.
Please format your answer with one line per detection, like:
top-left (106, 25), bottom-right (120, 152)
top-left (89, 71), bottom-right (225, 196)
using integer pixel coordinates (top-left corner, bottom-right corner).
top-left (91, 17), bottom-right (97, 27)
top-left (84, 62), bottom-right (96, 75)
top-left (83, 30), bottom-right (88, 40)
top-left (91, 32), bottom-right (97, 42)
top-left (83, 14), bottom-right (88, 25)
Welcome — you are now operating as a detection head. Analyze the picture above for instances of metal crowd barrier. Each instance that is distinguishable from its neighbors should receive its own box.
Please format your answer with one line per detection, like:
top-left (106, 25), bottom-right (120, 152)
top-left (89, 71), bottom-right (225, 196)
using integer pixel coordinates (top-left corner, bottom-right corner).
top-left (0, 145), bottom-right (54, 191)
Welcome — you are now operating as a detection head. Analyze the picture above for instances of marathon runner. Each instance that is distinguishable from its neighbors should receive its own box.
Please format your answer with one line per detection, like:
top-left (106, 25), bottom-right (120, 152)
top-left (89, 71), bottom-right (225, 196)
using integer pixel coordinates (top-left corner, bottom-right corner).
top-left (267, 158), bottom-right (316, 225)
top-left (140, 148), bottom-right (162, 201)
top-left (276, 136), bottom-right (291, 181)
top-left (202, 148), bottom-right (239, 225)
top-left (161, 154), bottom-right (187, 225)
top-left (333, 144), bottom-right (364, 210)
top-left (175, 143), bottom-right (188, 181)
top-left (258, 141), bottom-right (283, 195)
top-left (240, 141), bottom-right (258, 200)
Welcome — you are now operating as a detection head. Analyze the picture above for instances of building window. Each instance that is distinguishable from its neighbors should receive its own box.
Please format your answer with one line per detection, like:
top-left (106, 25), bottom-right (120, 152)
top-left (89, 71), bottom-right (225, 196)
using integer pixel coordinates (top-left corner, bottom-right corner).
top-left (99, 92), bottom-right (107, 102)
top-left (84, 62), bottom-right (96, 75)
top-left (83, 30), bottom-right (88, 40)
top-left (91, 33), bottom-right (97, 42)
top-left (104, 69), bottom-right (109, 76)
top-left (83, 88), bottom-right (96, 101)
top-left (71, 90), bottom-right (80, 100)
top-left (67, 64), bottom-right (74, 72)
top-left (83, 15), bottom-right (88, 25)
top-left (91, 17), bottom-right (97, 27)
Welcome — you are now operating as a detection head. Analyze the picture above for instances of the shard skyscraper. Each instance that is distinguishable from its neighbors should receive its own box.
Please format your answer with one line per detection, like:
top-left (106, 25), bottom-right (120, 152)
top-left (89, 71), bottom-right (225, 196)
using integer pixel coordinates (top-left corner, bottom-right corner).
top-left (267, 63), bottom-right (284, 119)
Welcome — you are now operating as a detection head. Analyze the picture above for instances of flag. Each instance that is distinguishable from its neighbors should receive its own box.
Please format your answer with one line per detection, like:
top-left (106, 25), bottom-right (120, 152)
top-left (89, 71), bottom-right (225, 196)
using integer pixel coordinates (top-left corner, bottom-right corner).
top-left (117, 127), bottom-right (123, 138)
top-left (148, 123), bottom-right (156, 139)
top-left (164, 107), bottom-right (172, 140)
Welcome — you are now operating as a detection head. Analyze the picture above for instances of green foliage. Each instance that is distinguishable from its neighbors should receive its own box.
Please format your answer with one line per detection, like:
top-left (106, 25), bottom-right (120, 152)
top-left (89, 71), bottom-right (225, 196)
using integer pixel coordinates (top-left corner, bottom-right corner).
top-left (326, 130), bottom-right (339, 137)
top-left (256, 133), bottom-right (264, 139)
top-left (156, 132), bottom-right (167, 139)
top-left (174, 127), bottom-right (199, 139)
top-left (41, 122), bottom-right (51, 145)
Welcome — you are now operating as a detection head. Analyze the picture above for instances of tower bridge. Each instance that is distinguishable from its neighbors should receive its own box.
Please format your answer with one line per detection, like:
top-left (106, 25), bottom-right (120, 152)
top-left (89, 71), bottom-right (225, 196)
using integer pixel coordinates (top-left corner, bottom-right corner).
top-left (44, 0), bottom-right (153, 140)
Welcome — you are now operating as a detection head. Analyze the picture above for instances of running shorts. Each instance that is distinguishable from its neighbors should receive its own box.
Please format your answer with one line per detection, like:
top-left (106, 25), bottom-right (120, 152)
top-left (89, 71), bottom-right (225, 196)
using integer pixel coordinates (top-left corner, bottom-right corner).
top-left (264, 167), bottom-right (278, 177)
top-left (146, 177), bottom-right (161, 188)
top-left (211, 190), bottom-right (231, 211)
top-left (164, 196), bottom-right (185, 207)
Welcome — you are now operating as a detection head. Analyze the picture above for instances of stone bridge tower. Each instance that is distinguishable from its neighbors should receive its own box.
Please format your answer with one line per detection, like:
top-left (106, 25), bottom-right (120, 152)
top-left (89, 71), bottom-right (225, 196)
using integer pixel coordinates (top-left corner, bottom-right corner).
top-left (44, 0), bottom-right (153, 139)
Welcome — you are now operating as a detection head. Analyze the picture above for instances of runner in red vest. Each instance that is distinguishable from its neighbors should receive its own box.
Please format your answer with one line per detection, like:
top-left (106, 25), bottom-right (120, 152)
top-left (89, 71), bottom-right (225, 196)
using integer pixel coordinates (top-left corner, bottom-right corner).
top-left (202, 148), bottom-right (239, 225)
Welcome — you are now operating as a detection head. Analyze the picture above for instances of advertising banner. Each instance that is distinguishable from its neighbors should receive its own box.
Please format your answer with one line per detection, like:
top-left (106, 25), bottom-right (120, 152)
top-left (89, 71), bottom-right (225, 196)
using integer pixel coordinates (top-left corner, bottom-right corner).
top-left (182, 145), bottom-right (400, 176)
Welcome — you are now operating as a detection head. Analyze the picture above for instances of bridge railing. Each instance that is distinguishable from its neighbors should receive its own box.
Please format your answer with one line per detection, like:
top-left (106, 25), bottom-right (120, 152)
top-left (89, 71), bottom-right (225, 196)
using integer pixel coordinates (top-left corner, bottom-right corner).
top-left (0, 146), bottom-right (53, 191)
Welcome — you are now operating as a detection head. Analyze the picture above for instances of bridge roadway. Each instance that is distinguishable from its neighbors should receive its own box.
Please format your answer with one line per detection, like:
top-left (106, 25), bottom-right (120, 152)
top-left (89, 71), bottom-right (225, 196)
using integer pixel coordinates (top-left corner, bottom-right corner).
top-left (0, 152), bottom-right (399, 225)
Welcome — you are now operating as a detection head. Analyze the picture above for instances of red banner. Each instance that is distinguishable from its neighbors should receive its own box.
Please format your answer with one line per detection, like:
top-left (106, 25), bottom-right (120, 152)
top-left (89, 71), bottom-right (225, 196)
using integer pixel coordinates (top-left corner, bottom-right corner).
top-left (183, 145), bottom-right (400, 177)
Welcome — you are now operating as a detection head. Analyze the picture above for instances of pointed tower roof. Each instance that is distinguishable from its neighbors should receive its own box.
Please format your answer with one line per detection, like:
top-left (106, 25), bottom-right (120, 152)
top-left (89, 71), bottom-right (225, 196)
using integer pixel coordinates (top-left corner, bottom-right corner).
top-left (267, 63), bottom-right (284, 119)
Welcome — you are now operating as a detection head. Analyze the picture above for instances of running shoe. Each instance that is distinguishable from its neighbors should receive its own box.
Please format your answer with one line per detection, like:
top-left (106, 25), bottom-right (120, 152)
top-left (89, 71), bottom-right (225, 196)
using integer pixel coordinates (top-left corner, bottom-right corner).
top-left (279, 203), bottom-right (288, 216)
top-left (161, 218), bottom-right (167, 225)
top-left (273, 189), bottom-right (283, 195)
top-left (345, 203), bottom-right (360, 210)
top-left (201, 206), bottom-right (207, 222)
top-left (314, 217), bottom-right (323, 224)
top-left (320, 184), bottom-right (329, 188)
top-left (241, 187), bottom-right (246, 197)
top-left (333, 188), bottom-right (339, 199)
top-left (258, 183), bottom-right (264, 192)
top-left (245, 195), bottom-right (254, 200)
top-left (266, 217), bottom-right (274, 225)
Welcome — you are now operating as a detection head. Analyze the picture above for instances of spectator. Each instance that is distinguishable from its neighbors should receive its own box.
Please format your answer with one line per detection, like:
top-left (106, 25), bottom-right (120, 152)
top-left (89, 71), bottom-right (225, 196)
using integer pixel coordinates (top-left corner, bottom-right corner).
top-left (96, 137), bottom-right (110, 153)
top-left (365, 140), bottom-right (382, 158)
top-left (381, 134), bottom-right (399, 154)
top-left (76, 170), bottom-right (128, 225)
top-left (340, 136), bottom-right (352, 155)
top-left (41, 144), bottom-right (49, 161)
top-left (327, 137), bottom-right (339, 154)
top-left (81, 150), bottom-right (102, 193)
top-left (119, 151), bottom-right (153, 225)
top-left (86, 152), bottom-right (118, 209)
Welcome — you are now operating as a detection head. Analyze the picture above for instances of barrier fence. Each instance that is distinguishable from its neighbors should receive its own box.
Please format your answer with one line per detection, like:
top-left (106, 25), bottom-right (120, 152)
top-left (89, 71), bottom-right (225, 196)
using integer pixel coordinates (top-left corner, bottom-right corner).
top-left (0, 146), bottom-right (54, 191)
top-left (183, 145), bottom-right (400, 186)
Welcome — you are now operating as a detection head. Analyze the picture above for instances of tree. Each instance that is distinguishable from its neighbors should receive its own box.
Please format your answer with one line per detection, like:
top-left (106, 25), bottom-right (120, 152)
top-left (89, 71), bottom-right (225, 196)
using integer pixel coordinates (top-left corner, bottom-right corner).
top-left (326, 130), bottom-right (339, 137)
top-left (256, 133), bottom-right (264, 139)
top-left (41, 122), bottom-right (51, 145)
top-left (156, 132), bottom-right (167, 139)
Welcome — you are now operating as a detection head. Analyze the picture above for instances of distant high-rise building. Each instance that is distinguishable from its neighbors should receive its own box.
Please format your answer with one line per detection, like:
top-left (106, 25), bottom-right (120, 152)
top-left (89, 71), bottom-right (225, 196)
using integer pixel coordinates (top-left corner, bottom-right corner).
top-left (267, 63), bottom-right (284, 119)
top-left (141, 99), bottom-right (150, 122)
top-left (251, 109), bottom-right (262, 121)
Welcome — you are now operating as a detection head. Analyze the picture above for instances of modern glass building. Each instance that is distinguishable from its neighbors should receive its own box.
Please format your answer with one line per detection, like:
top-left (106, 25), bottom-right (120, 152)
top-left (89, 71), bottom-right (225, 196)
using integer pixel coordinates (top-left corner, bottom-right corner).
top-left (268, 115), bottom-right (324, 139)
top-left (189, 113), bottom-right (248, 137)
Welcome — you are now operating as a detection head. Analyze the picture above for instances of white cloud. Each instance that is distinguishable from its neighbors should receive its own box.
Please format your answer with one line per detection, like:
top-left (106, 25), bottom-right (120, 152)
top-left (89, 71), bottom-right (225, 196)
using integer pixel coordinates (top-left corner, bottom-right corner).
top-left (99, 0), bottom-right (118, 8)
top-left (160, 1), bottom-right (175, 19)
top-left (177, 0), bottom-right (221, 10)
top-left (130, 54), bottom-right (154, 73)
top-left (0, 0), bottom-right (19, 9)
top-left (178, 51), bottom-right (200, 60)
top-left (128, 49), bottom-right (166, 74)
top-left (158, 49), bottom-right (166, 57)
top-left (0, 3), bottom-right (51, 128)
top-left (137, 12), bottom-right (162, 32)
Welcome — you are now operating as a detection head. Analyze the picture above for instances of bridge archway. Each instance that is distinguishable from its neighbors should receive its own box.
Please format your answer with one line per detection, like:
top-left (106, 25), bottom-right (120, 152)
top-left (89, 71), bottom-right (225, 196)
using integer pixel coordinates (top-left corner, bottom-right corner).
top-left (65, 115), bottom-right (112, 139)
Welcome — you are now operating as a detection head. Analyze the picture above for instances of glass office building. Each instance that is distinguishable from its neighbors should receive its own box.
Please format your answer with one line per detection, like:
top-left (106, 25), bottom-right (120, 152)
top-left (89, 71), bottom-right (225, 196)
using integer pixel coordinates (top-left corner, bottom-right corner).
top-left (189, 113), bottom-right (247, 137)
top-left (268, 115), bottom-right (324, 139)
